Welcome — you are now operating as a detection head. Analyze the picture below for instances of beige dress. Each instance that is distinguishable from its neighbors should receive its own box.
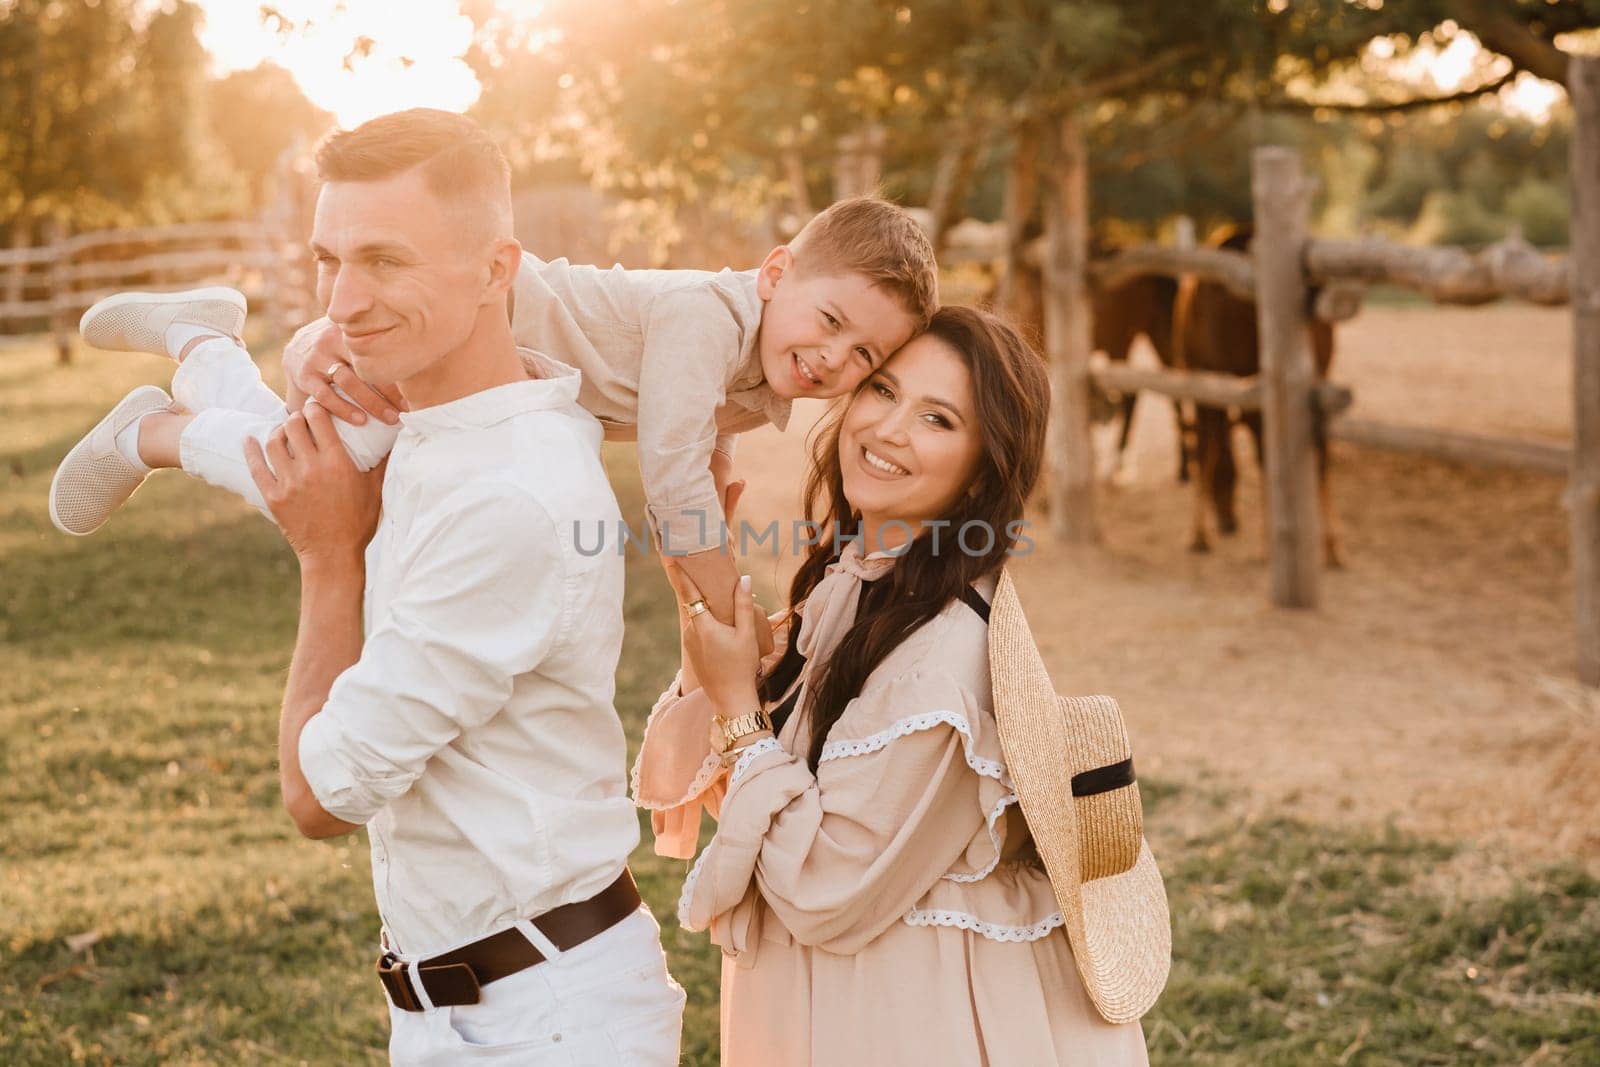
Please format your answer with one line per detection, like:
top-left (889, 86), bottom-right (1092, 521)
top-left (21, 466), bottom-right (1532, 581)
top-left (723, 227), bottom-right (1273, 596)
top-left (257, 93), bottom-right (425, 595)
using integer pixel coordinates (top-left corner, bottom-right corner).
top-left (634, 544), bottom-right (1150, 1066)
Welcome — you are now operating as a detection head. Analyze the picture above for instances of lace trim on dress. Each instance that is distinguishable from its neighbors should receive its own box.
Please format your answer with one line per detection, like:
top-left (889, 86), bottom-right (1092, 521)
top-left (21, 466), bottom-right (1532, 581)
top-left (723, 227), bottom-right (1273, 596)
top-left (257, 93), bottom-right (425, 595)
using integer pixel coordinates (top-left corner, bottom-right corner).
top-left (943, 793), bottom-right (1019, 884)
top-left (818, 709), bottom-right (1019, 886)
top-left (631, 671), bottom-right (725, 810)
top-left (902, 906), bottom-right (1066, 943)
top-left (729, 737), bottom-right (785, 785)
top-left (677, 843), bottom-right (715, 930)
top-left (817, 709), bottom-right (1012, 788)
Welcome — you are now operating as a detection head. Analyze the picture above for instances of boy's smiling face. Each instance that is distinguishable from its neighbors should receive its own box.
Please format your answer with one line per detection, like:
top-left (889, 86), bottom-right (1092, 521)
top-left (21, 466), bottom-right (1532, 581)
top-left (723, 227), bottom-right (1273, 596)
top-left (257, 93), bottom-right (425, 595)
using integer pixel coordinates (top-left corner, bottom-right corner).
top-left (754, 247), bottom-right (920, 401)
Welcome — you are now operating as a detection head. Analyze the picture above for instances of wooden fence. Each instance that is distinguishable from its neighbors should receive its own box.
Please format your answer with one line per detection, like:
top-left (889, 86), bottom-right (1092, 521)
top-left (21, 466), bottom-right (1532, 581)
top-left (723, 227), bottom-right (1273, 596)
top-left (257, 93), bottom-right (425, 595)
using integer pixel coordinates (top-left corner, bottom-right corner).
top-left (1069, 53), bottom-right (1599, 685)
top-left (0, 219), bottom-right (310, 360)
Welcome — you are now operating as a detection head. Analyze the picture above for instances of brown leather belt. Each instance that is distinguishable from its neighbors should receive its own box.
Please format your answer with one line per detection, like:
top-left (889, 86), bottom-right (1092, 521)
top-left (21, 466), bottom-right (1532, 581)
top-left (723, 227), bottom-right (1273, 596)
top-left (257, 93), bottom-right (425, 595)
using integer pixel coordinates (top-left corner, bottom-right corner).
top-left (375, 870), bottom-right (641, 1012)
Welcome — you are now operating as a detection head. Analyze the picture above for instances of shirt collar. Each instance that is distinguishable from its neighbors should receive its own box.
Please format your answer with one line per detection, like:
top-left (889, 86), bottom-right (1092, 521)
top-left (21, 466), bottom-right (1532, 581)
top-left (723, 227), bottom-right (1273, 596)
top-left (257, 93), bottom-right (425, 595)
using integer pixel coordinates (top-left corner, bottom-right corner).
top-left (725, 269), bottom-right (794, 432)
top-left (398, 347), bottom-right (581, 437)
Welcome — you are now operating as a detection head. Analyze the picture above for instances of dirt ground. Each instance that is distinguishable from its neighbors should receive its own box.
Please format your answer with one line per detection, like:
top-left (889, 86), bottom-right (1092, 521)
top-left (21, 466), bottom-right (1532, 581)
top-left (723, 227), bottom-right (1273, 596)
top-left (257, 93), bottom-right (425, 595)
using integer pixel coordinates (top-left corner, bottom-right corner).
top-left (731, 303), bottom-right (1599, 869)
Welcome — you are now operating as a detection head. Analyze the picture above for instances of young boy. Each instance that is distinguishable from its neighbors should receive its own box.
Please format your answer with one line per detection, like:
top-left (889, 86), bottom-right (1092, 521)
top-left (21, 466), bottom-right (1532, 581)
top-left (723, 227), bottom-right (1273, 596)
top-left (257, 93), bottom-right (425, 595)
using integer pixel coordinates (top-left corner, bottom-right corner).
top-left (51, 195), bottom-right (938, 620)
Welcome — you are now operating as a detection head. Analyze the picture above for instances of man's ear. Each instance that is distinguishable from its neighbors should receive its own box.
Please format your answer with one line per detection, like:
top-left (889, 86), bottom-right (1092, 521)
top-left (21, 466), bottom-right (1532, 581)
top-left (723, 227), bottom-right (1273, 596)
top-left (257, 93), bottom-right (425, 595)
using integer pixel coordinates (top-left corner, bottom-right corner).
top-left (482, 238), bottom-right (523, 302)
top-left (755, 245), bottom-right (794, 301)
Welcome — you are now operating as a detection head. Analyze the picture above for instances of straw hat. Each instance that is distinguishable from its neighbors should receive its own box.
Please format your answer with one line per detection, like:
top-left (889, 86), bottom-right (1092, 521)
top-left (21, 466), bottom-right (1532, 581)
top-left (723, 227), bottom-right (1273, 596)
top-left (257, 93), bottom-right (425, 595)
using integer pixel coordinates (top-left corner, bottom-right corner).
top-left (988, 567), bottom-right (1171, 1025)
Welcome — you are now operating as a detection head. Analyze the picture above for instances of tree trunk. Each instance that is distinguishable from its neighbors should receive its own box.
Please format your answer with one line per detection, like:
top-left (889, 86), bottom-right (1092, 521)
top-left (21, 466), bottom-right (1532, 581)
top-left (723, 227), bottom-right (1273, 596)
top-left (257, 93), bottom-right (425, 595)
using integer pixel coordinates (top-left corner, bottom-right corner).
top-left (780, 148), bottom-right (813, 224)
top-left (832, 124), bottom-right (886, 202)
top-left (998, 121), bottom-right (1042, 328)
top-left (926, 112), bottom-right (984, 251)
top-left (1041, 108), bottom-right (1098, 543)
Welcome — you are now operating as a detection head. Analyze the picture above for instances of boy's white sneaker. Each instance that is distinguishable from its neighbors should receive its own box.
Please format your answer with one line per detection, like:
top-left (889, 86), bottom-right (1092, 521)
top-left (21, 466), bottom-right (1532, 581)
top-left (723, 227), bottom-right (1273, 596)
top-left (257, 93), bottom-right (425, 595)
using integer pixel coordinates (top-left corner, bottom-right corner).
top-left (79, 287), bottom-right (246, 357)
top-left (49, 385), bottom-right (173, 536)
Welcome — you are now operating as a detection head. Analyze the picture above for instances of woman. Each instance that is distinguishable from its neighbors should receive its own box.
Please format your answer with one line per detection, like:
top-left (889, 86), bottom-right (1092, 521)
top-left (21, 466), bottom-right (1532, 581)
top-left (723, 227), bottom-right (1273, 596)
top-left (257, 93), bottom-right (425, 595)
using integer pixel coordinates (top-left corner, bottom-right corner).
top-left (634, 305), bottom-right (1152, 1064)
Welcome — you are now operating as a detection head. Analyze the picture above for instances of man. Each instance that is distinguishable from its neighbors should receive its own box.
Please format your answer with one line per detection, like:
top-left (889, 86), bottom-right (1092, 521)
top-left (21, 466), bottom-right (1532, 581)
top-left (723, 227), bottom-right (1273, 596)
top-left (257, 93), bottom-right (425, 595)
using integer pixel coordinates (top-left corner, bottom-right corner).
top-left (245, 109), bottom-right (683, 1064)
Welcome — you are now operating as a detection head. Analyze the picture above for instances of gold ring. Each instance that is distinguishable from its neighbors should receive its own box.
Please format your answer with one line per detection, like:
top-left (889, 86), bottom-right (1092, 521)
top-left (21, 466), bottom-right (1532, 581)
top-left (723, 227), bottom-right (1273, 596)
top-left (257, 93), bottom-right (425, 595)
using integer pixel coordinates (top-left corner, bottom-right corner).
top-left (325, 363), bottom-right (342, 382)
top-left (685, 599), bottom-right (709, 618)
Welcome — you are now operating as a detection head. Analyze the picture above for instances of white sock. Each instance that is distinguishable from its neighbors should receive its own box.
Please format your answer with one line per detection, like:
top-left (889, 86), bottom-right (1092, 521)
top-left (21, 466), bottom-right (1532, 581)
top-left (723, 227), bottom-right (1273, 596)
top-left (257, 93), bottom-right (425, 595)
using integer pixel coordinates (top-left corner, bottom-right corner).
top-left (114, 413), bottom-right (154, 473)
top-left (165, 322), bottom-right (231, 362)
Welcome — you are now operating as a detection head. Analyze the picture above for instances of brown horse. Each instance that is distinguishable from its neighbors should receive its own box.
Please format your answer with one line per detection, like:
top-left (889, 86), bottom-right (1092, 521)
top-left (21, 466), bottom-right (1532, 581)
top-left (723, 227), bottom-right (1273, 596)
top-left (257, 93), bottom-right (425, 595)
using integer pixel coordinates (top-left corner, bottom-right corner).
top-left (1173, 225), bottom-right (1344, 565)
top-left (990, 246), bottom-right (1190, 484)
top-left (1089, 262), bottom-right (1187, 483)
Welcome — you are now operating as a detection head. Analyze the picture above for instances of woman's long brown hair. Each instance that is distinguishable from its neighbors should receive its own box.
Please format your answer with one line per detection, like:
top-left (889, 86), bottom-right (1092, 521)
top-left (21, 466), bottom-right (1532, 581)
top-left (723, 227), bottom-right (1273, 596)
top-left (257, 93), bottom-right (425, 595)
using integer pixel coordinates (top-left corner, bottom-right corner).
top-left (758, 305), bottom-right (1051, 770)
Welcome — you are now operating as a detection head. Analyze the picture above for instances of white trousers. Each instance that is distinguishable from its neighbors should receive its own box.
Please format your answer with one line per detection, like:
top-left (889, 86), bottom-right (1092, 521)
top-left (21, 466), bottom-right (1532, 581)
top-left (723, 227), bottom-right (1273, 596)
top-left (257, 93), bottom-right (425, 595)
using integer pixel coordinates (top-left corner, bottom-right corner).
top-left (172, 339), bottom-right (400, 517)
top-left (386, 906), bottom-right (685, 1066)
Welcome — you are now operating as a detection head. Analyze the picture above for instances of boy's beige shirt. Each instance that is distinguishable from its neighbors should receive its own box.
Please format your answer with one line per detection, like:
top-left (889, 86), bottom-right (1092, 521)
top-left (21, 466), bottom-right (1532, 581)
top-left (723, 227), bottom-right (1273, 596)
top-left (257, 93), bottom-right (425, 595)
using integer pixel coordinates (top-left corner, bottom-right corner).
top-left (510, 253), bottom-right (792, 554)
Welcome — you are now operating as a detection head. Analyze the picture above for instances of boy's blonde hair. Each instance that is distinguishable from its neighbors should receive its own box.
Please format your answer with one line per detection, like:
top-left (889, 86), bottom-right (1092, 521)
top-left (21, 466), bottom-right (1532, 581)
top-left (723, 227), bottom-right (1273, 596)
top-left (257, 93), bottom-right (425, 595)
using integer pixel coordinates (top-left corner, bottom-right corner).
top-left (789, 197), bottom-right (940, 330)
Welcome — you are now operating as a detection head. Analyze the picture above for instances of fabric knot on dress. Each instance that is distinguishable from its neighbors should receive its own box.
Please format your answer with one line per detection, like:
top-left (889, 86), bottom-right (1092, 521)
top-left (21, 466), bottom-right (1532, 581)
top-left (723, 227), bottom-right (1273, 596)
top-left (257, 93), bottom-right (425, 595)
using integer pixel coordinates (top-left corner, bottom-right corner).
top-left (795, 539), bottom-right (900, 668)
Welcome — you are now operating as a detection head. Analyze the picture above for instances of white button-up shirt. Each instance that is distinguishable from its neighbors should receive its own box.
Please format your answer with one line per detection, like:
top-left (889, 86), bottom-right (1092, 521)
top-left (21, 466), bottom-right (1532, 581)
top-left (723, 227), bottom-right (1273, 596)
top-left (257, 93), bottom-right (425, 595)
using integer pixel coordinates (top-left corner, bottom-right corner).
top-left (298, 349), bottom-right (638, 958)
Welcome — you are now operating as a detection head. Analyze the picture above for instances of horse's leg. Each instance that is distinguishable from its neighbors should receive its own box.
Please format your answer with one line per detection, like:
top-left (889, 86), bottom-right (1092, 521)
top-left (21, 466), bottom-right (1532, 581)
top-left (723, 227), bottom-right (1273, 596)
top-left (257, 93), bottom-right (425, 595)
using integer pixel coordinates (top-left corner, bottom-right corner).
top-left (1190, 405), bottom-right (1226, 553)
top-left (1240, 410), bottom-right (1266, 555)
top-left (1174, 400), bottom-right (1192, 485)
top-left (1110, 391), bottom-right (1139, 485)
top-left (1213, 414), bottom-right (1241, 536)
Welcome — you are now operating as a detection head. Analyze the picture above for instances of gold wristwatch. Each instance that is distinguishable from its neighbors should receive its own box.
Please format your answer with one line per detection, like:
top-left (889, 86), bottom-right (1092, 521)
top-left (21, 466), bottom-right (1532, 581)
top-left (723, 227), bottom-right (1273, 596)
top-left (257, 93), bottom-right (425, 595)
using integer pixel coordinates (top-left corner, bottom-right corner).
top-left (713, 709), bottom-right (773, 764)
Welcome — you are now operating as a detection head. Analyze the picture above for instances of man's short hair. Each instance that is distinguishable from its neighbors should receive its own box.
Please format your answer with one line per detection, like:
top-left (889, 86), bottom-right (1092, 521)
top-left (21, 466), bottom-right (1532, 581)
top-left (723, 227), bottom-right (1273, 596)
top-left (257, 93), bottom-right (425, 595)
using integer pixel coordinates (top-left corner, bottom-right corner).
top-left (314, 108), bottom-right (512, 241)
top-left (789, 197), bottom-right (940, 330)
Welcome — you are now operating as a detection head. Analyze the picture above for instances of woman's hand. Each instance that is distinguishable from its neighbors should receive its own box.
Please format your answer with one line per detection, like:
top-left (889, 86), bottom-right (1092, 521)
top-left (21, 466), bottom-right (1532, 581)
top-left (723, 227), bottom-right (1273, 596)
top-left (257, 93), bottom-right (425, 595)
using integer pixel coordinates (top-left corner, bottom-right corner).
top-left (666, 567), bottom-right (763, 719)
top-left (281, 317), bottom-right (403, 426)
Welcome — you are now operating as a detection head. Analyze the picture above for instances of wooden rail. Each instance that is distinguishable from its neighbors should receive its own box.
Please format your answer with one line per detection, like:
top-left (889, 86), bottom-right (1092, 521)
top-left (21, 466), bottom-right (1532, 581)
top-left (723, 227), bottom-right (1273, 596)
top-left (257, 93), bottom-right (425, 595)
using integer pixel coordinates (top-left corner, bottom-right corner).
top-left (1329, 419), bottom-right (1570, 474)
top-left (1089, 363), bottom-right (1352, 415)
top-left (0, 219), bottom-right (304, 361)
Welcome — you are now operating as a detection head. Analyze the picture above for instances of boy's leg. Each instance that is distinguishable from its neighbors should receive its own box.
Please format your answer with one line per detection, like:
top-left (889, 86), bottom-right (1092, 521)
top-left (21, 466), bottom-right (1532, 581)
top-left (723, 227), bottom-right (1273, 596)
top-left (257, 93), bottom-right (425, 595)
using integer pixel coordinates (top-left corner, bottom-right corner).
top-left (52, 394), bottom-right (397, 535)
top-left (171, 337), bottom-right (289, 419)
top-left (177, 402), bottom-right (397, 514)
top-left (170, 338), bottom-right (399, 469)
top-left (174, 408), bottom-right (285, 517)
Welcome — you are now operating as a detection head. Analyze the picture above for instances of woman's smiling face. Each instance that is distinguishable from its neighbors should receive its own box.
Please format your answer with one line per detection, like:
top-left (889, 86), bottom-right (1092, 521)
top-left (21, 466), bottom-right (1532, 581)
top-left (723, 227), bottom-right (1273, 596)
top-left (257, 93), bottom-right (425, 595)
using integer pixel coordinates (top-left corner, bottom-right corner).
top-left (838, 332), bottom-right (984, 549)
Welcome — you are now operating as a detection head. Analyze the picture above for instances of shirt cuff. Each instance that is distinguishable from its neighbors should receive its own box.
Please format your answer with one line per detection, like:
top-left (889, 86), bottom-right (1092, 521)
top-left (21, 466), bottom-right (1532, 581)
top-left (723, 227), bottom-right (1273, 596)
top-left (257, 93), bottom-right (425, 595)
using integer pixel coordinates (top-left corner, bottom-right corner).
top-left (650, 495), bottom-right (727, 556)
top-left (297, 711), bottom-right (383, 826)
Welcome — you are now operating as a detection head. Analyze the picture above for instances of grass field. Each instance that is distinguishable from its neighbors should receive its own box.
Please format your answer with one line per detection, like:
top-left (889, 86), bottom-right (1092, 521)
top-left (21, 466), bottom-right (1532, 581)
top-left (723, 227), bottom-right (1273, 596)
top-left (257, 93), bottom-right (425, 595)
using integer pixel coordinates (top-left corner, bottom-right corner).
top-left (3, 338), bottom-right (1597, 1065)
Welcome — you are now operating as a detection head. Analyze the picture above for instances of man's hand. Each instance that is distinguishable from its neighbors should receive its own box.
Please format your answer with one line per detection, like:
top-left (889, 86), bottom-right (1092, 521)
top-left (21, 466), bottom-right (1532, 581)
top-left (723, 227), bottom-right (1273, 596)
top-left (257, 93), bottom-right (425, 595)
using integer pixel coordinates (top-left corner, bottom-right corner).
top-left (244, 401), bottom-right (385, 566)
top-left (281, 317), bottom-right (402, 427)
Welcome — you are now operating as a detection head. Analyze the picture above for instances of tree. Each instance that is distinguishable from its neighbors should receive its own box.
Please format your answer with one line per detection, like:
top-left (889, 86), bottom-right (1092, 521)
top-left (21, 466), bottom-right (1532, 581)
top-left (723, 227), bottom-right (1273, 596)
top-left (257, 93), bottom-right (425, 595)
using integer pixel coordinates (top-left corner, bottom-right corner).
top-left (0, 0), bottom-right (214, 236)
top-left (206, 63), bottom-right (332, 212)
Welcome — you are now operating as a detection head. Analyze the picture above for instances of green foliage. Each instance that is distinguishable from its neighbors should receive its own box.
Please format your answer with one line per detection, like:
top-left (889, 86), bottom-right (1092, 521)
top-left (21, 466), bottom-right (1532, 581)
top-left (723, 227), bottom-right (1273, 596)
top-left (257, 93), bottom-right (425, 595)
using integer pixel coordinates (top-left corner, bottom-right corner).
top-left (1505, 175), bottom-right (1570, 246)
top-left (205, 63), bottom-right (333, 210)
top-left (0, 0), bottom-right (228, 233)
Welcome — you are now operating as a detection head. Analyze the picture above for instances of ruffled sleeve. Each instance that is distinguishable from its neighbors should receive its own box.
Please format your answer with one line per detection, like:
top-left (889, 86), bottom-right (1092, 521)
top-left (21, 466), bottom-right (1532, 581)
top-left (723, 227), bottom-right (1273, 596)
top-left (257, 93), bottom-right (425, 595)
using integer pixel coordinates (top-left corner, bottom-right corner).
top-left (631, 618), bottom-right (794, 860)
top-left (630, 669), bottom-right (727, 859)
top-left (678, 666), bottom-right (1015, 959)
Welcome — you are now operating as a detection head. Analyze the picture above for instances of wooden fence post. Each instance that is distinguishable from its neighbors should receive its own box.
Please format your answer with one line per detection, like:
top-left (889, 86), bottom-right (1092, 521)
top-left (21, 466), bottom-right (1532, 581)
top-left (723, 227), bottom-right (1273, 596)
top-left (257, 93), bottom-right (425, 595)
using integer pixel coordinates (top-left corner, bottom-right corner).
top-left (45, 219), bottom-right (71, 365)
top-left (6, 218), bottom-right (28, 311)
top-left (1042, 106), bottom-right (1098, 543)
top-left (1251, 147), bottom-right (1320, 608)
top-left (1570, 54), bottom-right (1600, 686)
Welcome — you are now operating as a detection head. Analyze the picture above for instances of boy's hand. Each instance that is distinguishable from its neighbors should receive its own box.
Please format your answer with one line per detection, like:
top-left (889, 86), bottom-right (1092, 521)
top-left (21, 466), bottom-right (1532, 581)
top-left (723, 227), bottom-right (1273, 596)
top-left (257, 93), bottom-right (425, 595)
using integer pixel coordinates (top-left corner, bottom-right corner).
top-left (282, 317), bottom-right (402, 427)
top-left (244, 401), bottom-right (385, 567)
top-left (671, 571), bottom-right (764, 720)
top-left (709, 449), bottom-right (736, 519)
